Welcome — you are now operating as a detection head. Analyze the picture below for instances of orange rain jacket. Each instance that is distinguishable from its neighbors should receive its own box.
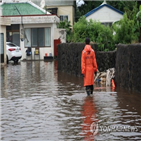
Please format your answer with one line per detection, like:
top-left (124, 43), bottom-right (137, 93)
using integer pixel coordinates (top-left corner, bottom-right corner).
top-left (81, 45), bottom-right (97, 86)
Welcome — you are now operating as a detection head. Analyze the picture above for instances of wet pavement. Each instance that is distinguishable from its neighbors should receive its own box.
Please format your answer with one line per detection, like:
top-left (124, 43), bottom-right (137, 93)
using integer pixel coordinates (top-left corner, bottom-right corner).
top-left (1, 61), bottom-right (141, 141)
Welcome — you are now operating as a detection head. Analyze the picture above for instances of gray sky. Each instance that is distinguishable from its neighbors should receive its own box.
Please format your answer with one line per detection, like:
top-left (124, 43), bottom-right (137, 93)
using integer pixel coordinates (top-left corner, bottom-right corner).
top-left (76, 0), bottom-right (84, 6)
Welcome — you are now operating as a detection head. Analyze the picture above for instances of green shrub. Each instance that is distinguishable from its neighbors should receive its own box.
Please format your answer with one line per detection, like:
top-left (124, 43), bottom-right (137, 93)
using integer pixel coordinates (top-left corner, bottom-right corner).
top-left (58, 12), bottom-right (139, 51)
top-left (136, 6), bottom-right (141, 42)
top-left (112, 13), bottom-right (138, 44)
top-left (70, 16), bottom-right (114, 51)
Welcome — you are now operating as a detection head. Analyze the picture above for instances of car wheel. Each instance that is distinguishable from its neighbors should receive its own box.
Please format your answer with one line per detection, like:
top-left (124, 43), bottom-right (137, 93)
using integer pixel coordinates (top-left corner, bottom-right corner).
top-left (7, 56), bottom-right (9, 64)
top-left (14, 60), bottom-right (18, 63)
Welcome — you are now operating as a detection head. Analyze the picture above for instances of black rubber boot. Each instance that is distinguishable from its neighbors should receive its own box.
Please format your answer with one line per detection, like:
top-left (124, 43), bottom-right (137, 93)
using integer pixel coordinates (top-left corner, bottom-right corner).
top-left (90, 85), bottom-right (94, 94)
top-left (86, 88), bottom-right (91, 96)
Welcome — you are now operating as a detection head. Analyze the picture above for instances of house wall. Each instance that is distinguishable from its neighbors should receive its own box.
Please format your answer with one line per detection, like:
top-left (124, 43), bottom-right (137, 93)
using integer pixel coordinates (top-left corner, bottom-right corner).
top-left (0, 7), bottom-right (11, 65)
top-left (54, 28), bottom-right (66, 43)
top-left (6, 15), bottom-right (59, 60)
top-left (58, 6), bottom-right (74, 26)
top-left (86, 6), bottom-right (123, 23)
top-left (31, 0), bottom-right (75, 26)
top-left (9, 15), bottom-right (60, 24)
top-left (47, 6), bottom-right (74, 26)
top-left (20, 23), bottom-right (57, 60)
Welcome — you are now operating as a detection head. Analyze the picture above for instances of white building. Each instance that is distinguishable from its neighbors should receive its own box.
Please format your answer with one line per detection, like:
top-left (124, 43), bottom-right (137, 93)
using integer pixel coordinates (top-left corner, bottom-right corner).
top-left (85, 1), bottom-right (124, 26)
top-left (0, 0), bottom-right (60, 61)
top-left (32, 0), bottom-right (75, 27)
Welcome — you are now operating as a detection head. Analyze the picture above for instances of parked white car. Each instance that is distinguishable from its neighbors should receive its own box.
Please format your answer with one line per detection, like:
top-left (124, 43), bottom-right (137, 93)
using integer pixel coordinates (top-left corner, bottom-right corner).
top-left (6, 42), bottom-right (22, 64)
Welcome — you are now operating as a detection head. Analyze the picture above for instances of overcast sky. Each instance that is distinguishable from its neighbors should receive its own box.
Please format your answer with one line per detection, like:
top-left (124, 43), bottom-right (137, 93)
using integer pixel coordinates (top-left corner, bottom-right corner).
top-left (76, 0), bottom-right (84, 6)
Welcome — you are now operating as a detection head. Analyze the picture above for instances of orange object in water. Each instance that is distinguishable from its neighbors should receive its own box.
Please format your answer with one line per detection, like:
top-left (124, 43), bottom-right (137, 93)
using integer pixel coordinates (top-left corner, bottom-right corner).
top-left (112, 79), bottom-right (115, 88)
top-left (45, 53), bottom-right (48, 56)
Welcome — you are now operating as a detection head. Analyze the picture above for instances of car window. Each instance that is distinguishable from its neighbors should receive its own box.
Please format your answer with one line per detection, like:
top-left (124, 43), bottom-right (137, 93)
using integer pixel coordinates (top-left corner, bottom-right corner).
top-left (7, 43), bottom-right (17, 47)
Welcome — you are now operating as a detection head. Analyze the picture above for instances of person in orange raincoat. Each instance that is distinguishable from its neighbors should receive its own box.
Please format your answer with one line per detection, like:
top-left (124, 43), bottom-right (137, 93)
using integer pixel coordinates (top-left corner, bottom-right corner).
top-left (81, 38), bottom-right (98, 96)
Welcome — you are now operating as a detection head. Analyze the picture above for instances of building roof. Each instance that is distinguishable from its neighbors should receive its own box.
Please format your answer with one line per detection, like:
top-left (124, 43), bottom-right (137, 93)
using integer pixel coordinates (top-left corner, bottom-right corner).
top-left (1, 2), bottom-right (47, 16)
top-left (85, 3), bottom-right (124, 18)
top-left (32, 0), bottom-right (74, 7)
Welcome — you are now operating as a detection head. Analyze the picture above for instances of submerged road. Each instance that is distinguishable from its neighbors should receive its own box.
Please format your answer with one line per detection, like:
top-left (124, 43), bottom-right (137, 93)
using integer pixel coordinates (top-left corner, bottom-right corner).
top-left (1, 61), bottom-right (141, 140)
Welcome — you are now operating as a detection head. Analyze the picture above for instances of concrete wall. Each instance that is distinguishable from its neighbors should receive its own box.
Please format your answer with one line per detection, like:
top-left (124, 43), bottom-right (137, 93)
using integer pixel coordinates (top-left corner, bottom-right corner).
top-left (57, 43), bottom-right (116, 76)
top-left (32, 0), bottom-right (75, 26)
top-left (9, 15), bottom-right (59, 25)
top-left (115, 44), bottom-right (141, 93)
top-left (4, 14), bottom-right (59, 60)
top-left (0, 7), bottom-right (11, 65)
top-left (47, 5), bottom-right (74, 26)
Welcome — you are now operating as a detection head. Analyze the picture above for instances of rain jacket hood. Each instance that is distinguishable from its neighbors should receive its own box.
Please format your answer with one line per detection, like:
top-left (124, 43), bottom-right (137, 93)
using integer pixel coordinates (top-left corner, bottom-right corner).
top-left (84, 45), bottom-right (92, 52)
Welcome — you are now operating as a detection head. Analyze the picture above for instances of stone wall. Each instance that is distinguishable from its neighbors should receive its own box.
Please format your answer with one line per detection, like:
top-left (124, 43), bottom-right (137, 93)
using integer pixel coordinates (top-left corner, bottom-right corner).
top-left (96, 51), bottom-right (116, 72)
top-left (57, 43), bottom-right (116, 76)
top-left (115, 44), bottom-right (141, 93)
top-left (57, 43), bottom-right (92, 76)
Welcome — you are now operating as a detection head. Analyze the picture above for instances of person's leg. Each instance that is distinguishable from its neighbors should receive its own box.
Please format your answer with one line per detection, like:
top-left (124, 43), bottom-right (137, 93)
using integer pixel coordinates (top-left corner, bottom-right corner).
top-left (90, 85), bottom-right (94, 94)
top-left (86, 86), bottom-right (91, 96)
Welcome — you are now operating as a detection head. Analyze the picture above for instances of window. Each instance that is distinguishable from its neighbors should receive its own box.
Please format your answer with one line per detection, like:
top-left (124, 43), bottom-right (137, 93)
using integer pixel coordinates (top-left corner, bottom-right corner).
top-left (25, 29), bottom-right (31, 47)
top-left (45, 28), bottom-right (51, 46)
top-left (6, 43), bottom-right (17, 47)
top-left (38, 28), bottom-right (44, 46)
top-left (32, 28), bottom-right (38, 47)
top-left (6, 24), bottom-right (20, 46)
top-left (25, 28), bottom-right (51, 47)
top-left (47, 8), bottom-right (58, 15)
top-left (101, 22), bottom-right (112, 27)
top-left (60, 15), bottom-right (68, 22)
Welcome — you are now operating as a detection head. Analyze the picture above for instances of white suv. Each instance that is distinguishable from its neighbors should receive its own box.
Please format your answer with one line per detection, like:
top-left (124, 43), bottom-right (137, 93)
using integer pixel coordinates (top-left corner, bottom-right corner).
top-left (6, 42), bottom-right (22, 64)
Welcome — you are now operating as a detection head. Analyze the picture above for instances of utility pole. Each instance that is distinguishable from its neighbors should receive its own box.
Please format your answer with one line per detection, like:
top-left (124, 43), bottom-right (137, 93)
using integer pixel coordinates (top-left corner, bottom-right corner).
top-left (14, 5), bottom-right (25, 41)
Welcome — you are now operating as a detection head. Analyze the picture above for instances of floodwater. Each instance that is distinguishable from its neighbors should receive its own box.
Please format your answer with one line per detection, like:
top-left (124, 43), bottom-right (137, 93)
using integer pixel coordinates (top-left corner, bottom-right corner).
top-left (1, 61), bottom-right (141, 141)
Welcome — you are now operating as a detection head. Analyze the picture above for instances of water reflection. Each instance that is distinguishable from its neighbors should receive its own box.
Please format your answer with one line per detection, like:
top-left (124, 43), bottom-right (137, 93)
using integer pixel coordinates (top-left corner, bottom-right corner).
top-left (0, 67), bottom-right (5, 87)
top-left (81, 96), bottom-right (97, 141)
top-left (1, 66), bottom-right (7, 97)
top-left (1, 61), bottom-right (141, 141)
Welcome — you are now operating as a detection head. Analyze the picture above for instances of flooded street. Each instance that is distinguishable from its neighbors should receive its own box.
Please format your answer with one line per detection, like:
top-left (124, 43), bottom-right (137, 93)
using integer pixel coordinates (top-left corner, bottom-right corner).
top-left (1, 61), bottom-right (141, 141)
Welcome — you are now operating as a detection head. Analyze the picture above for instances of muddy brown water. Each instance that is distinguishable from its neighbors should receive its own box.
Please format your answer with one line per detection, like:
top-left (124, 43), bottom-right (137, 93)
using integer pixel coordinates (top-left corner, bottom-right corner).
top-left (1, 61), bottom-right (141, 141)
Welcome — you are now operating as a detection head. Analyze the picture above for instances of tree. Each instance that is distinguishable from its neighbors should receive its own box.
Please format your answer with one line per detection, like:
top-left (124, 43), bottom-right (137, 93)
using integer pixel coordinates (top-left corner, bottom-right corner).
top-left (70, 16), bottom-right (114, 51)
top-left (136, 5), bottom-right (141, 42)
top-left (108, 1), bottom-right (138, 13)
top-left (112, 13), bottom-right (138, 44)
